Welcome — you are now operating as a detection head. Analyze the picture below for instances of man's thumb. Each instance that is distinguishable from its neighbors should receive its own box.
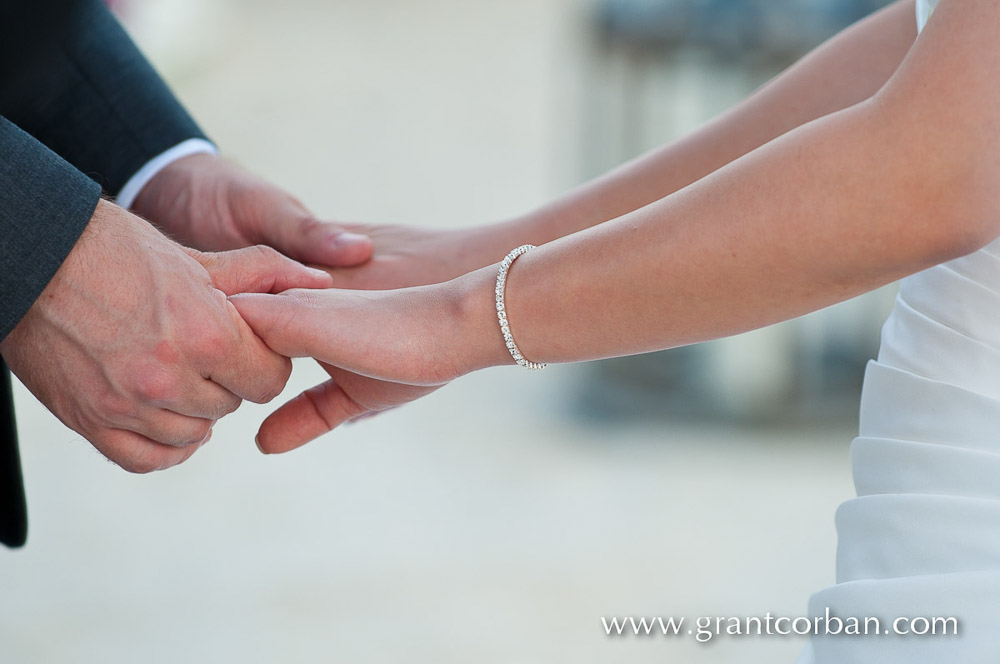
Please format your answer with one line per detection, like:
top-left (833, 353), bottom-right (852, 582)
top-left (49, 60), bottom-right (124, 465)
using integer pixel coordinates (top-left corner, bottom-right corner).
top-left (267, 217), bottom-right (374, 267)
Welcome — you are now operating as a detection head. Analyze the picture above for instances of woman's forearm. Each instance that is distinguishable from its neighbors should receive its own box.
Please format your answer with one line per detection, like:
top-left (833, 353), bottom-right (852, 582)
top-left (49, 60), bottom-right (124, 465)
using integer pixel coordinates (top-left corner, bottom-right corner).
top-left (497, 0), bottom-right (917, 247)
top-left (321, 1), bottom-right (917, 291)
top-left (459, 83), bottom-right (997, 371)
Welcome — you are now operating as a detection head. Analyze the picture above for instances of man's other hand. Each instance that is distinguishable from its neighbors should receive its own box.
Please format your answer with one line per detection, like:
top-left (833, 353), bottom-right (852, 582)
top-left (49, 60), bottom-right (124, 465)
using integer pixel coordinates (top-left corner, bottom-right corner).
top-left (0, 200), bottom-right (332, 473)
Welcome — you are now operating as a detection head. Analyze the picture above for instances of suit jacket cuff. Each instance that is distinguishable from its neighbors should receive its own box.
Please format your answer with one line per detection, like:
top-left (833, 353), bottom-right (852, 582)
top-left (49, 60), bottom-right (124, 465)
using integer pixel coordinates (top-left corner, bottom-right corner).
top-left (0, 116), bottom-right (101, 342)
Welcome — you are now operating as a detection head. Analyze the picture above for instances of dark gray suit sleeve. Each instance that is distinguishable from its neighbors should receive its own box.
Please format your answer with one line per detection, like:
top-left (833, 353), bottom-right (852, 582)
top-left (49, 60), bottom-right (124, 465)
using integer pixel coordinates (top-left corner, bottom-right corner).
top-left (0, 117), bottom-right (99, 549)
top-left (0, 0), bottom-right (210, 196)
top-left (0, 116), bottom-right (101, 341)
top-left (0, 0), bottom-right (214, 548)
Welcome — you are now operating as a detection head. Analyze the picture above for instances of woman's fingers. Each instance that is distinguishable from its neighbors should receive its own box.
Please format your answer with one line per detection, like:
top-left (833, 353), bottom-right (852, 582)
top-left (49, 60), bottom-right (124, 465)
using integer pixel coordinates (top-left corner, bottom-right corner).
top-left (229, 291), bottom-right (334, 362)
top-left (232, 287), bottom-right (459, 387)
top-left (233, 289), bottom-right (453, 455)
top-left (255, 363), bottom-right (443, 454)
top-left (256, 379), bottom-right (367, 454)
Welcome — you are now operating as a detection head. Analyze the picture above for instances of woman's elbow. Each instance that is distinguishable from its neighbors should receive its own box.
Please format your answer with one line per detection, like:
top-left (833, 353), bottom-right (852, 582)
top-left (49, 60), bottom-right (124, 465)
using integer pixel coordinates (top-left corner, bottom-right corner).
top-left (914, 162), bottom-right (1000, 262)
top-left (866, 97), bottom-right (1000, 263)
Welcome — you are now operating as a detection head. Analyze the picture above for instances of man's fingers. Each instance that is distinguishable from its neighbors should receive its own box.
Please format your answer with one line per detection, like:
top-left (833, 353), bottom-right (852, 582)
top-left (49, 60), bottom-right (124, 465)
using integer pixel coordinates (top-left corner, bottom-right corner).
top-left (196, 245), bottom-right (333, 295)
top-left (255, 379), bottom-right (367, 454)
top-left (93, 429), bottom-right (206, 474)
top-left (165, 379), bottom-right (242, 420)
top-left (121, 410), bottom-right (215, 449)
top-left (263, 216), bottom-right (374, 268)
top-left (207, 310), bottom-right (293, 404)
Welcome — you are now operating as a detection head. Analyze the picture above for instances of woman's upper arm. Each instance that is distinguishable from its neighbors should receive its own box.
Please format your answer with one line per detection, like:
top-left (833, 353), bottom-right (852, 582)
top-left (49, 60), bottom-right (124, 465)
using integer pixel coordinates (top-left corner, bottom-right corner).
top-left (872, 0), bottom-right (1000, 249)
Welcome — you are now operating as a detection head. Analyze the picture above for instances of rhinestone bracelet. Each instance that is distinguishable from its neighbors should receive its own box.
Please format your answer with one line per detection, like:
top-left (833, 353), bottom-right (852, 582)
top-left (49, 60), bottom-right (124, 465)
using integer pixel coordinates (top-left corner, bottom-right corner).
top-left (495, 245), bottom-right (546, 370)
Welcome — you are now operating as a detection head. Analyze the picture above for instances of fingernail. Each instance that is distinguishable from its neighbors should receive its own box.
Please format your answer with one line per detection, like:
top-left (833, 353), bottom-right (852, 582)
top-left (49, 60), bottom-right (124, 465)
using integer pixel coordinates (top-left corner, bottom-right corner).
top-left (255, 434), bottom-right (268, 454)
top-left (329, 232), bottom-right (369, 248)
top-left (199, 430), bottom-right (213, 447)
top-left (306, 266), bottom-right (332, 279)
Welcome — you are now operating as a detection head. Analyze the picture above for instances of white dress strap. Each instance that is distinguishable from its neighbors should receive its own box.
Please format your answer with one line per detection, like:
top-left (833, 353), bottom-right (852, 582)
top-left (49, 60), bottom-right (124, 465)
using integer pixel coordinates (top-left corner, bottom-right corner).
top-left (916, 0), bottom-right (939, 33)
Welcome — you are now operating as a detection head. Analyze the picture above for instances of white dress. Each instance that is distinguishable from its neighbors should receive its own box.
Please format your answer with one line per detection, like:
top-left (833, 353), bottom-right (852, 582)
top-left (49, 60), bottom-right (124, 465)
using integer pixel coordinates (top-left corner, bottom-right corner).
top-left (797, 2), bottom-right (1000, 661)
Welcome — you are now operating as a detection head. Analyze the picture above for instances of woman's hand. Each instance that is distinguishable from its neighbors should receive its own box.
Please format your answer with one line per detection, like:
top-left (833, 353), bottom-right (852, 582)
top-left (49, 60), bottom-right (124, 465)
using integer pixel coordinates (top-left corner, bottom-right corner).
top-left (313, 0), bottom-right (924, 294)
top-left (230, 272), bottom-right (507, 452)
top-left (250, 362), bottom-right (441, 454)
top-left (315, 222), bottom-right (523, 291)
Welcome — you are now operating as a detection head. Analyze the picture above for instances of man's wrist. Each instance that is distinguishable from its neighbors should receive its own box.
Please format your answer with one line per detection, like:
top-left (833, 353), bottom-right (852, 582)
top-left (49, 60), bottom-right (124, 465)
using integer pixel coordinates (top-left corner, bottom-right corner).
top-left (116, 138), bottom-right (218, 210)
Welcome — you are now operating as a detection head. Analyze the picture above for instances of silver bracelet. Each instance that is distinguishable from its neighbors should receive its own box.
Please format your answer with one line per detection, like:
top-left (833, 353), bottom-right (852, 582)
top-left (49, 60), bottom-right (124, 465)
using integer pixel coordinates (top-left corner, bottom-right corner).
top-left (495, 245), bottom-right (546, 370)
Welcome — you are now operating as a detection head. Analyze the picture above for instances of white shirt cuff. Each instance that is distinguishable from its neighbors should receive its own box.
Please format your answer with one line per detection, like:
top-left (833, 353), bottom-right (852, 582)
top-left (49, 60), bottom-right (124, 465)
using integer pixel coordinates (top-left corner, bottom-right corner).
top-left (116, 138), bottom-right (219, 209)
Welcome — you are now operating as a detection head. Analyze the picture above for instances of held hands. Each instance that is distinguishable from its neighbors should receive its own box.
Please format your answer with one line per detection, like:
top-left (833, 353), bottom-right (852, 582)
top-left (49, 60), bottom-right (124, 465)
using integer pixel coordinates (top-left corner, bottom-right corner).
top-left (0, 200), bottom-right (333, 473)
top-left (1, 150), bottom-right (510, 468)
top-left (132, 153), bottom-right (375, 268)
top-left (21, 150), bottom-right (526, 461)
top-left (230, 272), bottom-right (505, 453)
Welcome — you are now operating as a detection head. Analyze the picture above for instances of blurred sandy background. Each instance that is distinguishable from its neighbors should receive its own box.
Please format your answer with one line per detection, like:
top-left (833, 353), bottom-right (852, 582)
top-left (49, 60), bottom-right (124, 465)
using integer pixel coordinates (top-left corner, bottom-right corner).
top-left (0, 1), bottom-right (878, 662)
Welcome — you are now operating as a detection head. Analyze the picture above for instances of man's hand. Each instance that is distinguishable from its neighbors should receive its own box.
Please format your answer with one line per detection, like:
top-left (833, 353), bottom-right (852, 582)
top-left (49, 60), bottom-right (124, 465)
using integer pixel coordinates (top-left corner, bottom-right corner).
top-left (0, 200), bottom-right (333, 473)
top-left (132, 153), bottom-right (374, 268)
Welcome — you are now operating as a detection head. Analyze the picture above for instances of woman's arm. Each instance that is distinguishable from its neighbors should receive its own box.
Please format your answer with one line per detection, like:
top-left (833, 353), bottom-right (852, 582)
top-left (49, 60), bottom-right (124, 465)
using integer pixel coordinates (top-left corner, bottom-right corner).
top-left (502, 0), bottom-right (919, 243)
top-left (232, 0), bottom-right (1000, 451)
top-left (327, 0), bottom-right (918, 289)
top-left (458, 0), bottom-right (1000, 366)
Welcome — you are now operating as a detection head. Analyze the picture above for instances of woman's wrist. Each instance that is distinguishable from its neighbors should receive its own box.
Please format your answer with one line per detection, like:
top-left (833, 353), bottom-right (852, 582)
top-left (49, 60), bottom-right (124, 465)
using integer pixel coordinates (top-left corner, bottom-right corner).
top-left (441, 265), bottom-right (517, 376)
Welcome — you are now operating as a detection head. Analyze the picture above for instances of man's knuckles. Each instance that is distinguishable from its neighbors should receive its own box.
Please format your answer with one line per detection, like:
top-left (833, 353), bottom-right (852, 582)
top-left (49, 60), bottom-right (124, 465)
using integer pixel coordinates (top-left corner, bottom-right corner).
top-left (241, 357), bottom-right (292, 404)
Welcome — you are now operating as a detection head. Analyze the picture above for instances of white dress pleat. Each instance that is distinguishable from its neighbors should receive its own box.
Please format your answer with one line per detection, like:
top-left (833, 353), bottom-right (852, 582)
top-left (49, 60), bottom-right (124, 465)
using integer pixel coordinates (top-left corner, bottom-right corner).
top-left (798, 4), bottom-right (1000, 660)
